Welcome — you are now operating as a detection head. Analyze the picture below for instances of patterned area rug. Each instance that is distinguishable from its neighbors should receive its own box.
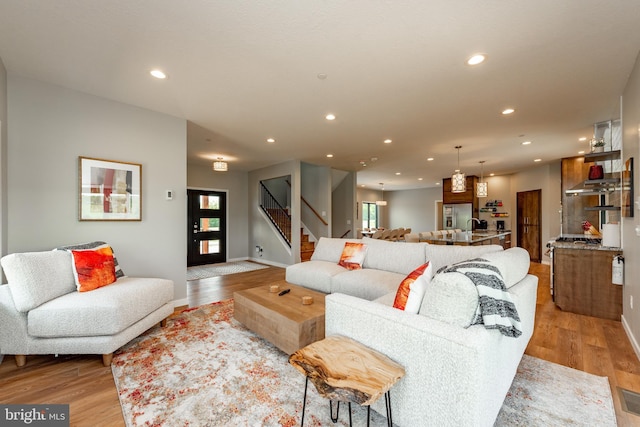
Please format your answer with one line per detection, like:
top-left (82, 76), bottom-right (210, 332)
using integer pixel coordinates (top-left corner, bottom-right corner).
top-left (112, 300), bottom-right (617, 427)
top-left (186, 261), bottom-right (268, 281)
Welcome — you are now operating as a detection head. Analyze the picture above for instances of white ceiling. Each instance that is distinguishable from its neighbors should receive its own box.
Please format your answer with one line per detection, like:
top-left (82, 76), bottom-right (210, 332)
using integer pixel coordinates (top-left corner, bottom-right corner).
top-left (1, 1), bottom-right (640, 190)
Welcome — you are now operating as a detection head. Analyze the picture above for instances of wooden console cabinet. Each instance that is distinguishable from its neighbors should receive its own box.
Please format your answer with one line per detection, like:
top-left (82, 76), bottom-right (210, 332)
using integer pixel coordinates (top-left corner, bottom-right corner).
top-left (553, 247), bottom-right (622, 320)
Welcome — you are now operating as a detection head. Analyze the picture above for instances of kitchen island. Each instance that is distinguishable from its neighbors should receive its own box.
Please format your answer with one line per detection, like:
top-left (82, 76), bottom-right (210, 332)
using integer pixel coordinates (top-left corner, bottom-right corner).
top-left (420, 230), bottom-right (511, 248)
top-left (550, 236), bottom-right (623, 320)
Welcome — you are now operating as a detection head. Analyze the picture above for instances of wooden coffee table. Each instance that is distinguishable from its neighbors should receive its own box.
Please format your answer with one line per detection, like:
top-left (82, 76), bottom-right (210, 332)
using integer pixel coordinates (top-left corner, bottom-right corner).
top-left (233, 281), bottom-right (326, 354)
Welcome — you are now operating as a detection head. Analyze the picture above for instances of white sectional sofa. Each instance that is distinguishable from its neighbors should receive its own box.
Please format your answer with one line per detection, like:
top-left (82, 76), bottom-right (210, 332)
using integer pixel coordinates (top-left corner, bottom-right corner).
top-left (285, 237), bottom-right (504, 300)
top-left (0, 248), bottom-right (174, 367)
top-left (286, 237), bottom-right (538, 427)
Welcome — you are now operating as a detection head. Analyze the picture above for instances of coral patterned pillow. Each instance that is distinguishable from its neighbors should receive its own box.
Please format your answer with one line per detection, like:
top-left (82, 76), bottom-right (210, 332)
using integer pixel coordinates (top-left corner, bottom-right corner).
top-left (338, 242), bottom-right (368, 270)
top-left (393, 262), bottom-right (432, 313)
top-left (71, 246), bottom-right (117, 292)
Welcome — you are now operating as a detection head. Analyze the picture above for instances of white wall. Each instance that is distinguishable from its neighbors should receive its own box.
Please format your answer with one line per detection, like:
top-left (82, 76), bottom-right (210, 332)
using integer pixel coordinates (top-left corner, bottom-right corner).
top-left (301, 162), bottom-right (331, 239)
top-left (0, 57), bottom-right (7, 262)
top-left (622, 50), bottom-right (640, 358)
top-left (187, 165), bottom-right (249, 261)
top-left (249, 161), bottom-right (300, 266)
top-left (384, 187), bottom-right (442, 233)
top-left (331, 171), bottom-right (356, 238)
top-left (7, 76), bottom-right (188, 300)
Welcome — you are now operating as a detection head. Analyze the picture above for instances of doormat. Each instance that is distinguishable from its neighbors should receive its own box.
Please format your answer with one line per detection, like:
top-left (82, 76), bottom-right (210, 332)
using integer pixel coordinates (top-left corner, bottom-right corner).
top-left (186, 261), bottom-right (268, 281)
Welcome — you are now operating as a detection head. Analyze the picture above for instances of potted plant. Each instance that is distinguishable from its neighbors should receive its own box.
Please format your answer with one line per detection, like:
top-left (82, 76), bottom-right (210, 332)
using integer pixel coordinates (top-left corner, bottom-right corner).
top-left (591, 138), bottom-right (605, 153)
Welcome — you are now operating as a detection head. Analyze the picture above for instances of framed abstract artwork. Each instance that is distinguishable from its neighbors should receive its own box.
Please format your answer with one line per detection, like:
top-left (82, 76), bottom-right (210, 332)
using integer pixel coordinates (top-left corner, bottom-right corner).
top-left (78, 156), bottom-right (142, 221)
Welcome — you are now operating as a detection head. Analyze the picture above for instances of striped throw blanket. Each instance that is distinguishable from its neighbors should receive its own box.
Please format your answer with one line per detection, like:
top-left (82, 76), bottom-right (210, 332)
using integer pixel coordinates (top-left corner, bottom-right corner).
top-left (437, 258), bottom-right (522, 337)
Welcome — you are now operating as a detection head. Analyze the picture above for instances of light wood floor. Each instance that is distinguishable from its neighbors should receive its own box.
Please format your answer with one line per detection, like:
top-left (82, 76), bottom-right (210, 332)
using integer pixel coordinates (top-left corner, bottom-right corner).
top-left (1, 262), bottom-right (639, 426)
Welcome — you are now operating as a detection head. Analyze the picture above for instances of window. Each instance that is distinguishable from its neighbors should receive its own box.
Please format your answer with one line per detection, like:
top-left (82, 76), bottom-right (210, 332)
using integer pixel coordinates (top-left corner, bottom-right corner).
top-left (362, 202), bottom-right (378, 229)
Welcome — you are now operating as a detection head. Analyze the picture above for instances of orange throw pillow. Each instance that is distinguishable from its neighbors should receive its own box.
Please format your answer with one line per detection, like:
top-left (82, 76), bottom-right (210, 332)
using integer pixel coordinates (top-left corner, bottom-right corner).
top-left (71, 246), bottom-right (117, 292)
top-left (338, 242), bottom-right (368, 270)
top-left (393, 262), bottom-right (432, 313)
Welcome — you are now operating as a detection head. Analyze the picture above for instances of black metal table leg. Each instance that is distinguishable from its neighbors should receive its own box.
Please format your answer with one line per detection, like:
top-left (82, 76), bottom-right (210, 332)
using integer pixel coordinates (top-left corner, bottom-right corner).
top-left (385, 390), bottom-right (393, 427)
top-left (330, 400), bottom-right (341, 423)
top-left (300, 376), bottom-right (308, 427)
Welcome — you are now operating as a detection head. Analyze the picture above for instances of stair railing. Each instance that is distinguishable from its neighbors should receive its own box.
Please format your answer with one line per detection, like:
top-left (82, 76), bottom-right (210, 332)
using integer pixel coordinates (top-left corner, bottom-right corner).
top-left (286, 180), bottom-right (328, 226)
top-left (259, 181), bottom-right (292, 247)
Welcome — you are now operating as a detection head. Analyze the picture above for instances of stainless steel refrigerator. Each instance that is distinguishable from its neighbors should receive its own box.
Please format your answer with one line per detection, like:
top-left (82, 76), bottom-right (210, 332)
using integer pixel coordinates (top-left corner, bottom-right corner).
top-left (443, 203), bottom-right (473, 230)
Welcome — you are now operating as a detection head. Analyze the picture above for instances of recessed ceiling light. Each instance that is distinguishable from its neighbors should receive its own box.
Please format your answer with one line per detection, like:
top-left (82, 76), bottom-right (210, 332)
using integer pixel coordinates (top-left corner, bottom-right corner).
top-left (325, 114), bottom-right (336, 121)
top-left (266, 138), bottom-right (275, 143)
top-left (578, 150), bottom-right (585, 154)
top-left (522, 141), bottom-right (532, 145)
top-left (384, 139), bottom-right (392, 144)
top-left (395, 172), bottom-right (401, 175)
top-left (534, 158), bottom-right (542, 162)
top-left (436, 182), bottom-right (440, 185)
top-left (317, 73), bottom-right (328, 80)
top-left (579, 137), bottom-right (587, 141)
top-left (427, 157), bottom-right (434, 161)
top-left (326, 154), bottom-right (334, 158)
top-left (502, 108), bottom-right (515, 115)
top-left (467, 54), bottom-right (486, 65)
top-left (150, 69), bottom-right (167, 79)
top-left (418, 178), bottom-right (423, 181)
top-left (490, 173), bottom-right (495, 176)
top-left (361, 184), bottom-right (366, 187)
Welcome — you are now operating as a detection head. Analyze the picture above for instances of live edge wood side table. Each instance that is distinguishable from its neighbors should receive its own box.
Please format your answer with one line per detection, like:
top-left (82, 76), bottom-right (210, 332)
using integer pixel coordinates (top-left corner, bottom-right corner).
top-left (289, 335), bottom-right (405, 427)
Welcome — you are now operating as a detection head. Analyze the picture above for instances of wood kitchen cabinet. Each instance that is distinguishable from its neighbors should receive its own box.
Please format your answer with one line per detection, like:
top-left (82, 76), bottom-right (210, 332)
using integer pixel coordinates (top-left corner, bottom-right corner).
top-left (442, 175), bottom-right (479, 217)
top-left (516, 189), bottom-right (541, 262)
top-left (553, 247), bottom-right (622, 320)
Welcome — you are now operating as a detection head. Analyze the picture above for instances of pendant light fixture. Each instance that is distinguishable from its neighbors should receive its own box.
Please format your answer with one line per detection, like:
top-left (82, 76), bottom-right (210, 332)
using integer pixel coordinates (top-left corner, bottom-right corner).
top-left (376, 183), bottom-right (387, 206)
top-left (212, 157), bottom-right (228, 172)
top-left (451, 146), bottom-right (466, 193)
top-left (477, 160), bottom-right (488, 198)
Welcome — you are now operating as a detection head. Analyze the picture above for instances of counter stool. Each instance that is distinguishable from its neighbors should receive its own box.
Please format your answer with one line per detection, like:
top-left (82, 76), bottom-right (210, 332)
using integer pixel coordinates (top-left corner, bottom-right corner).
top-left (289, 335), bottom-right (405, 427)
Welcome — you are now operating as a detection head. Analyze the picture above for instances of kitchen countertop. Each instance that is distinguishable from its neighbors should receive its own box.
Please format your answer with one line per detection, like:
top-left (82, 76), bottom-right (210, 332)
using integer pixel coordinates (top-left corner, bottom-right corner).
top-left (421, 230), bottom-right (511, 245)
top-left (549, 240), bottom-right (622, 251)
top-left (549, 234), bottom-right (621, 251)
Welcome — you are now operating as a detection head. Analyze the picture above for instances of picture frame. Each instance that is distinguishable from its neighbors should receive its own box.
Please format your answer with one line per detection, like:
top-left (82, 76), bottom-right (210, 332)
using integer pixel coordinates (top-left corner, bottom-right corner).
top-left (79, 156), bottom-right (142, 221)
top-left (622, 157), bottom-right (634, 218)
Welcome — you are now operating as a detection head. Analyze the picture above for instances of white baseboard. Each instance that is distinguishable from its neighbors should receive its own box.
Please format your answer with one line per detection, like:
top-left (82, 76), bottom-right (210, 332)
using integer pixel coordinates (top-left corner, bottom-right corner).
top-left (249, 257), bottom-right (288, 269)
top-left (622, 314), bottom-right (640, 361)
top-left (227, 256), bottom-right (249, 262)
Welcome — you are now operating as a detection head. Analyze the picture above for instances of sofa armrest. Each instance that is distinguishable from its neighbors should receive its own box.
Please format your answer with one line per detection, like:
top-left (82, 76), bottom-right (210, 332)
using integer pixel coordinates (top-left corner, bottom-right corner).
top-left (325, 279), bottom-right (537, 427)
top-left (0, 284), bottom-right (30, 355)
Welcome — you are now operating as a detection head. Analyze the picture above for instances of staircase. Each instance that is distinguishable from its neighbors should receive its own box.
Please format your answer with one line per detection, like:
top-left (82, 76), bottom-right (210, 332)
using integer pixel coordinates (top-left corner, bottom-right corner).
top-left (300, 228), bottom-right (315, 262)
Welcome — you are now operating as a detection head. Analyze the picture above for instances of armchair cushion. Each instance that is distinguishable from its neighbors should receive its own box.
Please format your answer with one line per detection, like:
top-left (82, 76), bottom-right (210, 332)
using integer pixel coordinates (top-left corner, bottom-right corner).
top-left (1, 251), bottom-right (75, 312)
top-left (27, 277), bottom-right (174, 337)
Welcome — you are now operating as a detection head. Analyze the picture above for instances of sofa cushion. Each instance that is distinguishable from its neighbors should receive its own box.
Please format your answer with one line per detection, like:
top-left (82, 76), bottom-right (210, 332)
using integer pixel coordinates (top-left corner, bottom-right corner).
top-left (362, 238), bottom-right (428, 275)
top-left (338, 242), bottom-right (368, 270)
top-left (480, 247), bottom-right (530, 288)
top-left (331, 268), bottom-right (405, 301)
top-left (393, 262), bottom-right (432, 313)
top-left (285, 260), bottom-right (346, 294)
top-left (27, 276), bottom-right (174, 338)
top-left (418, 265), bottom-right (479, 328)
top-left (425, 244), bottom-right (503, 273)
top-left (311, 237), bottom-right (362, 263)
top-left (55, 241), bottom-right (125, 278)
top-left (1, 251), bottom-right (76, 312)
top-left (71, 246), bottom-right (117, 292)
